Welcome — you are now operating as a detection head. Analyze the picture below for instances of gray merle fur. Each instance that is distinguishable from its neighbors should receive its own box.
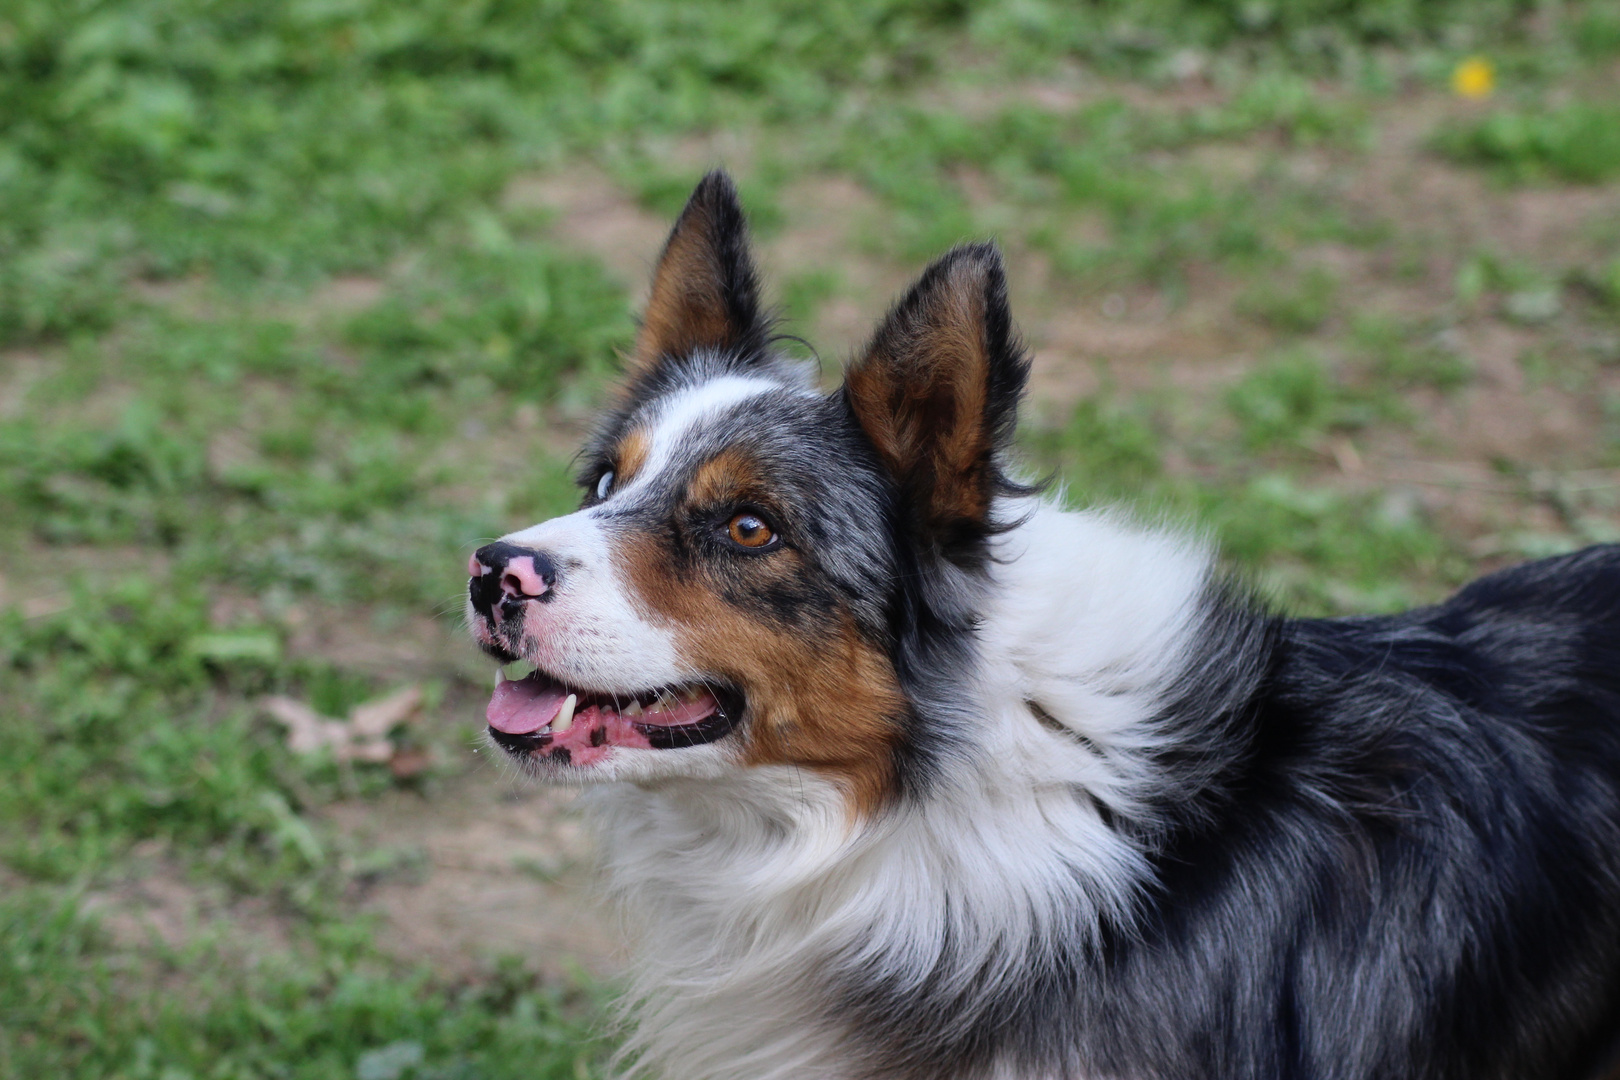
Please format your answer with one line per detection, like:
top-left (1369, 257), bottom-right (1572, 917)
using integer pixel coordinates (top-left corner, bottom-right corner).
top-left (838, 546), bottom-right (1620, 1080)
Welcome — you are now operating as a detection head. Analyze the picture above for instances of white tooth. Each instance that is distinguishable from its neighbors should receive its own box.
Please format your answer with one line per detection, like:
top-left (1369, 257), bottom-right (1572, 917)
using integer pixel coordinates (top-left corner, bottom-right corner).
top-left (623, 700), bottom-right (644, 717)
top-left (496, 668), bottom-right (506, 687)
top-left (553, 694), bottom-right (577, 733)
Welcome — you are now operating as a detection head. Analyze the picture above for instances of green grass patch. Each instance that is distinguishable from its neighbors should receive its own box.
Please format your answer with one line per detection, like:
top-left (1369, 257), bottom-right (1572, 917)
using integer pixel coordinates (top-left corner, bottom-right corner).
top-left (823, 99), bottom-right (1278, 281)
top-left (1, 889), bottom-right (607, 1079)
top-left (1026, 379), bottom-right (1457, 615)
top-left (2, 580), bottom-right (377, 885)
top-left (1239, 266), bottom-right (1339, 334)
top-left (970, 0), bottom-right (1541, 69)
top-left (1437, 100), bottom-right (1620, 184)
top-left (1350, 316), bottom-right (1474, 391)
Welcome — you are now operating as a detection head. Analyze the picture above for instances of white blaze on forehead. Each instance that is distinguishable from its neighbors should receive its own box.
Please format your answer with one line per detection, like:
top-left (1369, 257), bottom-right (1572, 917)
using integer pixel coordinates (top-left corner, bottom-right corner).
top-left (618, 374), bottom-right (797, 498)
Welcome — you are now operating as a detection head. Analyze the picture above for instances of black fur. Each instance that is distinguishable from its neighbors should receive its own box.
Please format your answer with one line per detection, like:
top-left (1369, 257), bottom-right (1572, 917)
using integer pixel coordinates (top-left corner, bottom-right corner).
top-left (666, 169), bottom-right (769, 359)
top-left (842, 241), bottom-right (1035, 570)
top-left (845, 546), bottom-right (1620, 1080)
top-left (606, 169), bottom-right (777, 441)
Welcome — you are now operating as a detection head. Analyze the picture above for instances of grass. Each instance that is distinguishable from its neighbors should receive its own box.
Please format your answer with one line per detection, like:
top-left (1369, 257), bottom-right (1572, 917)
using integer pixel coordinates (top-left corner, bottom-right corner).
top-left (2, 1), bottom-right (1618, 1075)
top-left (3, 892), bottom-right (606, 1080)
top-left (0, 580), bottom-right (610, 1076)
top-left (1437, 99), bottom-right (1620, 184)
top-left (1240, 267), bottom-right (1340, 334)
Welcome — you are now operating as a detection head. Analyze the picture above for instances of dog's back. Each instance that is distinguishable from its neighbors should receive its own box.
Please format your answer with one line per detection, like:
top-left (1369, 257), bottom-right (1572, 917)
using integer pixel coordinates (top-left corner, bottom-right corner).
top-left (1105, 544), bottom-right (1620, 1079)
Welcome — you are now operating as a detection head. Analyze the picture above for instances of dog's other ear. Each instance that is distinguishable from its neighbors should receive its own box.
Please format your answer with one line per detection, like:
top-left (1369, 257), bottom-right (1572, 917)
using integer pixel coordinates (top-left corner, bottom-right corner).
top-left (844, 243), bottom-right (1029, 560)
top-left (631, 170), bottom-right (767, 371)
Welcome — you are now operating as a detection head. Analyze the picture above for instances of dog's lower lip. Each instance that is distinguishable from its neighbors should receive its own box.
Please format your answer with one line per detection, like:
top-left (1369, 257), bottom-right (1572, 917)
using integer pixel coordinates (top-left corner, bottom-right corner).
top-left (488, 726), bottom-right (553, 753)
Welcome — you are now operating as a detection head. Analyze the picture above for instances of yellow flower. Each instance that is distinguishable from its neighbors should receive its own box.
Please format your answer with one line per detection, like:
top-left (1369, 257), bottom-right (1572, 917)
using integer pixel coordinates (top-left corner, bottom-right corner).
top-left (1452, 57), bottom-right (1495, 100)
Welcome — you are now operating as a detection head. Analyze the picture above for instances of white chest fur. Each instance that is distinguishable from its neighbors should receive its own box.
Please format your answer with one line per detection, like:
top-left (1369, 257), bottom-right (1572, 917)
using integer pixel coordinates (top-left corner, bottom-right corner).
top-left (586, 502), bottom-right (1211, 1080)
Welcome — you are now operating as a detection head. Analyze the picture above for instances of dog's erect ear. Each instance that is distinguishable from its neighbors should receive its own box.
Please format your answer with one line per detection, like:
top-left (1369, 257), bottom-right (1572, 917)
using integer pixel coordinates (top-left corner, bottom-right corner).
top-left (631, 170), bottom-right (767, 370)
top-left (844, 243), bottom-right (1029, 554)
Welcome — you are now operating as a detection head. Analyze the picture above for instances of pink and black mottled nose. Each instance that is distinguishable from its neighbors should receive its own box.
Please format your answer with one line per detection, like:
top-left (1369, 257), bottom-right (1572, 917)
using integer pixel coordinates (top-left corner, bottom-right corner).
top-left (468, 541), bottom-right (557, 619)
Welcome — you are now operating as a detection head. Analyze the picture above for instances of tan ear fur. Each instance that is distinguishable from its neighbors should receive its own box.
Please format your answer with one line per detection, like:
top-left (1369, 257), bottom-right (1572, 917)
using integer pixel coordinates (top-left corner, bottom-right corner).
top-left (844, 244), bottom-right (1026, 541)
top-left (631, 170), bottom-right (764, 369)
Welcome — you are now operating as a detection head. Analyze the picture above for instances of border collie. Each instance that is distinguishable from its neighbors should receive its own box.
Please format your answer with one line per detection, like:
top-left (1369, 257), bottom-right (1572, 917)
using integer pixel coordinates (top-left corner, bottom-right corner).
top-left (466, 171), bottom-right (1620, 1080)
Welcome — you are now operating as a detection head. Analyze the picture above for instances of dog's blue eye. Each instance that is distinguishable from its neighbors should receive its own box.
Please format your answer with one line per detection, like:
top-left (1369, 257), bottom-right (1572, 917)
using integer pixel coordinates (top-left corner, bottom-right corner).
top-left (596, 471), bottom-right (615, 500)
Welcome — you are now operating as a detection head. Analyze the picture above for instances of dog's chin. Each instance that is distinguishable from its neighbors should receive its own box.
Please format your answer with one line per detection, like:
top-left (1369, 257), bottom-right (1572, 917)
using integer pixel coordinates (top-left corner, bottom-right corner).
top-left (482, 662), bottom-right (746, 778)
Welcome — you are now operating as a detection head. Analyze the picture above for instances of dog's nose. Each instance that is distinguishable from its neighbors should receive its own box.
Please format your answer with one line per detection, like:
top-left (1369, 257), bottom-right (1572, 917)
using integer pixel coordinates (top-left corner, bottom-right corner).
top-left (469, 542), bottom-right (557, 616)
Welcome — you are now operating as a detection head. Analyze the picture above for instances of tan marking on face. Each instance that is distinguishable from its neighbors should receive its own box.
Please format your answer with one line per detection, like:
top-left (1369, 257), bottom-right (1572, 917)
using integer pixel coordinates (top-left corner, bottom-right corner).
top-left (635, 233), bottom-right (732, 365)
top-left (617, 525), bottom-right (909, 818)
top-left (687, 447), bottom-right (766, 507)
top-left (734, 613), bottom-right (909, 818)
top-left (616, 426), bottom-right (651, 485)
top-left (845, 260), bottom-right (995, 528)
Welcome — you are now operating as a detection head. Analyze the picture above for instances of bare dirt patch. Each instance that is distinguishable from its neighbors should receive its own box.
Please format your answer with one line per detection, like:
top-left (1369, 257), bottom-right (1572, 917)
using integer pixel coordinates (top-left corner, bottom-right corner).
top-left (281, 601), bottom-right (476, 680)
top-left (324, 776), bottom-right (619, 980)
top-left (505, 168), bottom-right (672, 304)
top-left (310, 274), bottom-right (385, 313)
top-left (764, 174), bottom-right (914, 364)
top-left (0, 348), bottom-right (46, 421)
top-left (82, 849), bottom-right (295, 956)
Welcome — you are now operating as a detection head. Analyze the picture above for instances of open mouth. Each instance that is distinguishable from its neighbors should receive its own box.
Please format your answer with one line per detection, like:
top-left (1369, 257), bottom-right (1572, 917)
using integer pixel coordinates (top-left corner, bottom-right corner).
top-left (486, 666), bottom-right (742, 765)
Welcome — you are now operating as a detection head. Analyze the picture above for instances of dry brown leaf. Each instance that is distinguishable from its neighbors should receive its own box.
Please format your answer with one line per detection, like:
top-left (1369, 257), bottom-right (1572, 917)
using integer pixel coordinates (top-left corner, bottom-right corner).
top-left (346, 738), bottom-right (395, 764)
top-left (262, 684), bottom-right (423, 762)
top-left (261, 695), bottom-right (350, 754)
top-left (388, 747), bottom-right (434, 778)
top-left (348, 684), bottom-right (423, 737)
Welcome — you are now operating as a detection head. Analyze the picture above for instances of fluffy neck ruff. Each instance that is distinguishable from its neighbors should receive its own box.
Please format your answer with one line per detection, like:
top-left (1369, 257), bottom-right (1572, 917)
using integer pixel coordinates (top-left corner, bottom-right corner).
top-left (585, 500), bottom-right (1262, 1080)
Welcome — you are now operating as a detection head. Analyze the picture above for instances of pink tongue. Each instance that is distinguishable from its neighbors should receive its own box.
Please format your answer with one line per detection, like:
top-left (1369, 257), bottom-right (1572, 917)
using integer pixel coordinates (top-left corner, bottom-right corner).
top-left (487, 675), bottom-right (567, 734)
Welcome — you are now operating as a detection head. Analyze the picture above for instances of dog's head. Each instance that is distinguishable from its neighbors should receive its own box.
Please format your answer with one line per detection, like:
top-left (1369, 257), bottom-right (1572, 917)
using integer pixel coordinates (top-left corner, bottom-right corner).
top-left (468, 171), bottom-right (1029, 815)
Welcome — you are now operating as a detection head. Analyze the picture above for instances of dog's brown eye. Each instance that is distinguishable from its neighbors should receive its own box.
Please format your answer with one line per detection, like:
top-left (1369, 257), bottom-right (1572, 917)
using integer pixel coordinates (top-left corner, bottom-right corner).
top-left (727, 513), bottom-right (775, 549)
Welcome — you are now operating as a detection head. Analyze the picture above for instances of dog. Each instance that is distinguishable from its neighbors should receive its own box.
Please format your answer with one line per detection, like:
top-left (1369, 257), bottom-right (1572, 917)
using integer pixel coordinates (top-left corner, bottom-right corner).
top-left (466, 171), bottom-right (1620, 1080)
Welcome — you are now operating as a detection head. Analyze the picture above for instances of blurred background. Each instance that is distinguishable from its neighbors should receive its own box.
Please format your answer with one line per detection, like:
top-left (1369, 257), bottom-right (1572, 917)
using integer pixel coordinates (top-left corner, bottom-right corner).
top-left (2, 1), bottom-right (1618, 1076)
